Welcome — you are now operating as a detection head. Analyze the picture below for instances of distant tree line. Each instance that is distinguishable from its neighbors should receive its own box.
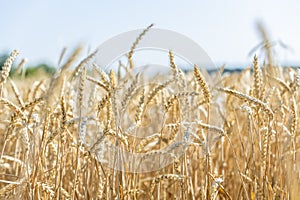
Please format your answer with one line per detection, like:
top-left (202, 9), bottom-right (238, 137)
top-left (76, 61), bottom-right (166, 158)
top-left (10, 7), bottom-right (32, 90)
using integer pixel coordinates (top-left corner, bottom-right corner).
top-left (0, 52), bottom-right (56, 77)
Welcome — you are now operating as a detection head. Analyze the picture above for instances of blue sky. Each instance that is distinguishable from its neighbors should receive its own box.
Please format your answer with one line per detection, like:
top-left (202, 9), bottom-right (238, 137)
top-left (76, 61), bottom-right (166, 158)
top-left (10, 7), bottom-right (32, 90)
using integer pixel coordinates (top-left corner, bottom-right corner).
top-left (1, 0), bottom-right (300, 67)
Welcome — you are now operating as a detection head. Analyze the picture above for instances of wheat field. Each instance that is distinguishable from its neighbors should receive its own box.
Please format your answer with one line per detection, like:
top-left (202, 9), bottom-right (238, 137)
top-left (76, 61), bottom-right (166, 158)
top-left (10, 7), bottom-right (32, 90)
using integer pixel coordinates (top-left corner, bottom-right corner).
top-left (0, 26), bottom-right (299, 200)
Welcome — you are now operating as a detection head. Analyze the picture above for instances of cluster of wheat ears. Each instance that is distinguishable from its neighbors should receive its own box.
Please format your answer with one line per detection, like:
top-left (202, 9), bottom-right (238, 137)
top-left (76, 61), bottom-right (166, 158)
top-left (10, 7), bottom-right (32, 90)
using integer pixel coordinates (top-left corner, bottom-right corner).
top-left (0, 25), bottom-right (299, 200)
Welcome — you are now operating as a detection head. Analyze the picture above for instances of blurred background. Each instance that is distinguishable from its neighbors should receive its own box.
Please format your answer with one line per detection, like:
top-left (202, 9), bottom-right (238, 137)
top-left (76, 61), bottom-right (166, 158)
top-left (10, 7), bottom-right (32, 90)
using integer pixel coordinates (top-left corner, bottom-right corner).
top-left (1, 0), bottom-right (300, 72)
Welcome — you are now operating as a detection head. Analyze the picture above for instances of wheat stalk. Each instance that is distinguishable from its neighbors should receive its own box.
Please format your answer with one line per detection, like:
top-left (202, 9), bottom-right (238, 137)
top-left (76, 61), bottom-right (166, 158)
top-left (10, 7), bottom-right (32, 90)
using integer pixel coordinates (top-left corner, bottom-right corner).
top-left (73, 50), bottom-right (98, 78)
top-left (136, 133), bottom-right (161, 152)
top-left (16, 58), bottom-right (27, 75)
top-left (9, 80), bottom-right (24, 107)
top-left (135, 89), bottom-right (145, 126)
top-left (149, 174), bottom-right (185, 199)
top-left (218, 87), bottom-right (273, 117)
top-left (253, 55), bottom-right (262, 99)
top-left (86, 75), bottom-right (109, 92)
top-left (127, 24), bottom-right (154, 69)
top-left (0, 50), bottom-right (19, 96)
top-left (194, 64), bottom-right (211, 104)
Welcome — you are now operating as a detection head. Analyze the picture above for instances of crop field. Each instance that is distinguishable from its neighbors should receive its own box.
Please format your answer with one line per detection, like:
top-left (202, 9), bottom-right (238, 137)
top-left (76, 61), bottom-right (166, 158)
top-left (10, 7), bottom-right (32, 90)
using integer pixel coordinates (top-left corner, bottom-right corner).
top-left (0, 27), bottom-right (299, 200)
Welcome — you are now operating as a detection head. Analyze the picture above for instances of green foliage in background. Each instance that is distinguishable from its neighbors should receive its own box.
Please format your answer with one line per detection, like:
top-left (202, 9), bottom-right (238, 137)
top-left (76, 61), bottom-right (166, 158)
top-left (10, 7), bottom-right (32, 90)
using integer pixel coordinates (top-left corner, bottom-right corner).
top-left (22, 64), bottom-right (56, 77)
top-left (0, 53), bottom-right (8, 70)
top-left (0, 52), bottom-right (56, 77)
